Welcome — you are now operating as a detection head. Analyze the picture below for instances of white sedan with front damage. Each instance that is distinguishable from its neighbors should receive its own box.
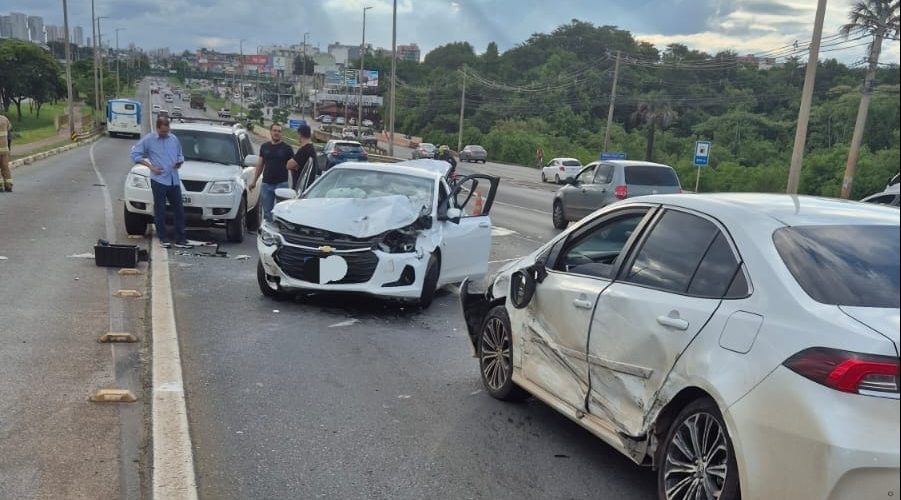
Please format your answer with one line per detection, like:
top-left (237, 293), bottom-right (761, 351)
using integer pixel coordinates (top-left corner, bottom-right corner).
top-left (461, 193), bottom-right (899, 500)
top-left (256, 160), bottom-right (499, 308)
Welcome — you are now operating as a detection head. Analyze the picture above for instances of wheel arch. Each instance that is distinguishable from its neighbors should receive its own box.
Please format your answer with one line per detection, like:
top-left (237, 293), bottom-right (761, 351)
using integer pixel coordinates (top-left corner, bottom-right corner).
top-left (648, 386), bottom-right (715, 466)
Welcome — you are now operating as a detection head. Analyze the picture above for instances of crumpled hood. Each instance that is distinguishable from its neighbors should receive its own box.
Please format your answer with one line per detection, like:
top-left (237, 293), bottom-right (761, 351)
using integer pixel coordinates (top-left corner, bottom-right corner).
top-left (272, 195), bottom-right (422, 238)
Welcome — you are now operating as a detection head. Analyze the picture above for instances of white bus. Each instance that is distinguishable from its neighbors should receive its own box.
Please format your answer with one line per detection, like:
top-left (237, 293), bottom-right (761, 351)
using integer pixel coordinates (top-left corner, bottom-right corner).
top-left (106, 98), bottom-right (142, 138)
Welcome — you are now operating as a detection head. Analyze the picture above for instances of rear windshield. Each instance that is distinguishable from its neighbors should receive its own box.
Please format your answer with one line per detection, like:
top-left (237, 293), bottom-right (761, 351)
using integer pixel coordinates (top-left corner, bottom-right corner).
top-left (625, 165), bottom-right (680, 186)
top-left (773, 225), bottom-right (900, 308)
top-left (562, 160), bottom-right (581, 167)
top-left (336, 143), bottom-right (364, 153)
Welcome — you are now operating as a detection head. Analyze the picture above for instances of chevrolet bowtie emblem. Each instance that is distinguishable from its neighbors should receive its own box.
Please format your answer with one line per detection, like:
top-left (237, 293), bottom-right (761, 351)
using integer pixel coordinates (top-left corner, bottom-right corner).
top-left (318, 246), bottom-right (334, 254)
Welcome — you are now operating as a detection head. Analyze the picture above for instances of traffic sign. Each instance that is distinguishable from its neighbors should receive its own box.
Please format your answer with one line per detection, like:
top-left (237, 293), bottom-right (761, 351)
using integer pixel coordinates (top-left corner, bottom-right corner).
top-left (287, 119), bottom-right (306, 130)
top-left (694, 141), bottom-right (711, 166)
top-left (600, 152), bottom-right (626, 161)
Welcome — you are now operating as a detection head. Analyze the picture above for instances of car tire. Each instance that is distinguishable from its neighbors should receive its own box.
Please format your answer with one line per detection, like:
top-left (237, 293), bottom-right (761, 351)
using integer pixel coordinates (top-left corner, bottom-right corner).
top-left (226, 198), bottom-right (247, 243)
top-left (417, 252), bottom-right (440, 309)
top-left (554, 174), bottom-right (561, 184)
top-left (479, 305), bottom-right (530, 401)
top-left (246, 200), bottom-right (261, 232)
top-left (657, 398), bottom-right (740, 500)
top-left (124, 205), bottom-right (149, 236)
top-left (541, 172), bottom-right (547, 183)
top-left (257, 259), bottom-right (288, 300)
top-left (552, 201), bottom-right (568, 229)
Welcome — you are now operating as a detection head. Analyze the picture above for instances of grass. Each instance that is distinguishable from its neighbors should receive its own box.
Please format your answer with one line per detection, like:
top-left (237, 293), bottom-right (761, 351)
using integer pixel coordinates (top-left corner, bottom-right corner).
top-left (6, 101), bottom-right (68, 144)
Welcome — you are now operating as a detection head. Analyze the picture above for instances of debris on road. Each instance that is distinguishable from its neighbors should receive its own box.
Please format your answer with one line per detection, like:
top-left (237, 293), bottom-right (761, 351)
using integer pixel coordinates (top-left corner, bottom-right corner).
top-left (68, 253), bottom-right (95, 259)
top-left (328, 318), bottom-right (359, 328)
top-left (0, 256), bottom-right (8, 260)
top-left (234, 254), bottom-right (251, 261)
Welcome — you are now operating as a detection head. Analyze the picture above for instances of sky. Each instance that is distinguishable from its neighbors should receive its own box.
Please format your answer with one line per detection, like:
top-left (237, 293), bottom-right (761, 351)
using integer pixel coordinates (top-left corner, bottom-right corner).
top-left (4, 0), bottom-right (899, 64)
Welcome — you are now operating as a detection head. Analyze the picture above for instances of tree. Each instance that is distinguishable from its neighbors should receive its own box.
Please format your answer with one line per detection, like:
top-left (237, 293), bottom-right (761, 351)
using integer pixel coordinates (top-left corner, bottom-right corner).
top-left (0, 40), bottom-right (65, 120)
top-left (631, 97), bottom-right (678, 162)
top-left (838, 0), bottom-right (900, 198)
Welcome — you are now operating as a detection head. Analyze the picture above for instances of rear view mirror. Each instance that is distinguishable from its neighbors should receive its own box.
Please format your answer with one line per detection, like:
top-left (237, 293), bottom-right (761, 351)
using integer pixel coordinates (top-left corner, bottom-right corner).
top-left (274, 188), bottom-right (297, 200)
top-left (441, 207), bottom-right (462, 224)
top-left (244, 154), bottom-right (259, 168)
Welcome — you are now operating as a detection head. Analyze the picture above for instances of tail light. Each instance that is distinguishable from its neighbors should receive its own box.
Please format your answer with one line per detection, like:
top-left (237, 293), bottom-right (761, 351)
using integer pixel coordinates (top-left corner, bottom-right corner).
top-left (559, 166), bottom-right (566, 171)
top-left (360, 153), bottom-right (368, 160)
top-left (614, 185), bottom-right (628, 199)
top-left (784, 347), bottom-right (900, 399)
top-left (330, 151), bottom-right (339, 157)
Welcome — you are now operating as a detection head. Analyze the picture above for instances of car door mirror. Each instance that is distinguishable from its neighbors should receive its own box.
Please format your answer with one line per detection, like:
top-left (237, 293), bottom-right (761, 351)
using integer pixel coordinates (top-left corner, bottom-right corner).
top-left (274, 188), bottom-right (297, 201)
top-left (510, 269), bottom-right (537, 309)
top-left (440, 207), bottom-right (463, 224)
top-left (244, 154), bottom-right (259, 168)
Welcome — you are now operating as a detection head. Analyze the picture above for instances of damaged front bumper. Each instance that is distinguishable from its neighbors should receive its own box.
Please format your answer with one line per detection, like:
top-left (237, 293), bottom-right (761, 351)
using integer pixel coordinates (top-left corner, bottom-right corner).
top-left (459, 278), bottom-right (495, 357)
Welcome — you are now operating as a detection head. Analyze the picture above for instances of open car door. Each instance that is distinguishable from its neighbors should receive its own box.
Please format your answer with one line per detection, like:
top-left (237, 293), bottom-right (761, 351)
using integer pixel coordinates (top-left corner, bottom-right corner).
top-left (438, 174), bottom-right (500, 284)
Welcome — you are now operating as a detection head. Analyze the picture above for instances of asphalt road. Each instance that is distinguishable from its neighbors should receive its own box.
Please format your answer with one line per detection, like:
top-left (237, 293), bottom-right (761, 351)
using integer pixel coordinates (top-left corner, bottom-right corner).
top-left (140, 80), bottom-right (658, 498)
top-left (0, 92), bottom-right (150, 497)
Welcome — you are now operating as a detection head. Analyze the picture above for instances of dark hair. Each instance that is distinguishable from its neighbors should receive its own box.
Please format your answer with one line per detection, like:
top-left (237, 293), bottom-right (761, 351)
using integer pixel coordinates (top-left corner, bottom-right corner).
top-left (297, 124), bottom-right (311, 139)
top-left (156, 116), bottom-right (170, 128)
top-left (270, 122), bottom-right (283, 131)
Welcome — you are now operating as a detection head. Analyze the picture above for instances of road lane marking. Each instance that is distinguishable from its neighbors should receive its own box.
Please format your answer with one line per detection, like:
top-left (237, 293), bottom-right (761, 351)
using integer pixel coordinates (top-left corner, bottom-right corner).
top-left (493, 200), bottom-right (551, 215)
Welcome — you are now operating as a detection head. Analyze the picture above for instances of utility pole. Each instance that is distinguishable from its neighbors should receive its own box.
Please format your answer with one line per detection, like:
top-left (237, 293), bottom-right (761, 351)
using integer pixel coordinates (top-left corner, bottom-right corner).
top-left (62, 0), bottom-right (75, 135)
top-left (91, 0), bottom-right (98, 116)
top-left (239, 39), bottom-right (247, 113)
top-left (603, 50), bottom-right (621, 153)
top-left (388, 0), bottom-right (397, 156)
top-left (457, 68), bottom-right (466, 152)
top-left (358, 6), bottom-right (372, 133)
top-left (97, 16), bottom-right (108, 106)
top-left (115, 28), bottom-right (126, 96)
top-left (300, 32), bottom-right (310, 120)
top-left (786, 0), bottom-right (827, 194)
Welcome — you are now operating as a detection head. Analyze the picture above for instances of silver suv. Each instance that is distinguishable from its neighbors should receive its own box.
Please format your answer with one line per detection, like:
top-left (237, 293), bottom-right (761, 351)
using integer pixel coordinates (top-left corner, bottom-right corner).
top-left (552, 160), bottom-right (681, 228)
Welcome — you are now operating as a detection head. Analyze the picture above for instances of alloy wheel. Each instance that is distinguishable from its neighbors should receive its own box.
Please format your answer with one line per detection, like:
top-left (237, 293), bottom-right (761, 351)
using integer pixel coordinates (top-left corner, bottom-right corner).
top-left (663, 412), bottom-right (729, 500)
top-left (480, 316), bottom-right (512, 391)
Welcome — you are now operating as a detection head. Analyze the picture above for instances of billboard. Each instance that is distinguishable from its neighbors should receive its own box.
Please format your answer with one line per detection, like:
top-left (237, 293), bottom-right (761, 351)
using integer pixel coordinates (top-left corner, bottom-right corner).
top-left (272, 56), bottom-right (288, 71)
top-left (339, 69), bottom-right (379, 87)
top-left (361, 70), bottom-right (379, 87)
top-left (246, 54), bottom-right (268, 65)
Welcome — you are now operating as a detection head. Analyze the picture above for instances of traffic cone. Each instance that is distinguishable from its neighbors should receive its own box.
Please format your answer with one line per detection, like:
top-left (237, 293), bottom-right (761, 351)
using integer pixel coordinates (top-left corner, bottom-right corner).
top-left (472, 192), bottom-right (483, 216)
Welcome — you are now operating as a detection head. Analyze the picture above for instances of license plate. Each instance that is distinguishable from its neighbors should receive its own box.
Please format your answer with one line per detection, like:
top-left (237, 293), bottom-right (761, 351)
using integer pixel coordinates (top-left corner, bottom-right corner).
top-left (182, 195), bottom-right (192, 205)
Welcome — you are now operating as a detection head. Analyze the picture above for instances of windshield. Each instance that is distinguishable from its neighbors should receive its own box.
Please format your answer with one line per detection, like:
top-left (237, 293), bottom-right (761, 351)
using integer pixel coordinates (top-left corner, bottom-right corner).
top-left (335, 143), bottom-right (364, 153)
top-left (175, 130), bottom-right (240, 165)
top-left (305, 169), bottom-right (434, 210)
top-left (773, 225), bottom-right (900, 308)
top-left (562, 160), bottom-right (582, 167)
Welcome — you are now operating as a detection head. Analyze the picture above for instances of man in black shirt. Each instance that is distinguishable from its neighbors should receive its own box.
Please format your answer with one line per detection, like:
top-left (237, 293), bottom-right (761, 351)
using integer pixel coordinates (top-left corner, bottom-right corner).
top-left (250, 122), bottom-right (295, 222)
top-left (286, 123), bottom-right (318, 192)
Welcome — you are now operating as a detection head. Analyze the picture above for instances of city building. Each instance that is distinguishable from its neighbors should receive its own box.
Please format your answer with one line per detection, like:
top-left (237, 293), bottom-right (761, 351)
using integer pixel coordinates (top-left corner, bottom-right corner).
top-left (27, 15), bottom-right (43, 43)
top-left (0, 16), bottom-right (12, 39)
top-left (8, 12), bottom-right (27, 40)
top-left (72, 25), bottom-right (83, 46)
top-left (737, 54), bottom-right (778, 70)
top-left (397, 43), bottom-right (420, 62)
top-left (45, 24), bottom-right (63, 43)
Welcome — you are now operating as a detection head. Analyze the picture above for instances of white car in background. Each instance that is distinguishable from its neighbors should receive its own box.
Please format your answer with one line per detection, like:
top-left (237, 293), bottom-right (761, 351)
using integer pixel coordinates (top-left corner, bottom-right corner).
top-left (541, 157), bottom-right (582, 184)
top-left (461, 194), bottom-right (899, 500)
top-left (123, 121), bottom-right (262, 242)
top-left (256, 160), bottom-right (500, 308)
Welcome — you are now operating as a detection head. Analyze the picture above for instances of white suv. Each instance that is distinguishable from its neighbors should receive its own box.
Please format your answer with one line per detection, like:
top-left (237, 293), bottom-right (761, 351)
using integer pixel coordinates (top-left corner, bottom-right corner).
top-left (123, 122), bottom-right (262, 242)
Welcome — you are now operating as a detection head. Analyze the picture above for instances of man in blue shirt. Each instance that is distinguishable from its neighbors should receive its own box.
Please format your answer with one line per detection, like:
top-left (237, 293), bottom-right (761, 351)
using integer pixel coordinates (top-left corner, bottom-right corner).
top-left (130, 116), bottom-right (192, 248)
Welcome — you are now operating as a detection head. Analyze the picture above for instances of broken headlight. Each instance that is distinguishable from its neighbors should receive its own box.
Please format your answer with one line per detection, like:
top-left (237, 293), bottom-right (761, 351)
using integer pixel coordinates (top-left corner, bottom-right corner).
top-left (259, 224), bottom-right (281, 247)
top-left (378, 229), bottom-right (418, 253)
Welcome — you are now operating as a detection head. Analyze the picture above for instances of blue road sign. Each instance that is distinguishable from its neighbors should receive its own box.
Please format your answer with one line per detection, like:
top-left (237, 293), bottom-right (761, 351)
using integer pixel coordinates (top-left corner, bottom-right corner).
top-left (600, 152), bottom-right (627, 161)
top-left (288, 119), bottom-right (306, 130)
top-left (694, 140), bottom-right (711, 166)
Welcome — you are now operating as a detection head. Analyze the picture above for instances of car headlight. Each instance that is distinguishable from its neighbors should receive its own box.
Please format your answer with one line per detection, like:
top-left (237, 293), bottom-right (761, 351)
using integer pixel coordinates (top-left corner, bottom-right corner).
top-left (208, 181), bottom-right (234, 194)
top-left (259, 224), bottom-right (280, 247)
top-left (128, 173), bottom-right (150, 189)
top-left (378, 229), bottom-right (418, 253)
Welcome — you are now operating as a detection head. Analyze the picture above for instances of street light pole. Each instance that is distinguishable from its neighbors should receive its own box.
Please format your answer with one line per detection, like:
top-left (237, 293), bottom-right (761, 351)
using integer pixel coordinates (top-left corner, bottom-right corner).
top-left (62, 0), bottom-right (75, 136)
top-left (97, 16), bottom-right (109, 105)
top-left (115, 28), bottom-right (126, 96)
top-left (389, 0), bottom-right (397, 156)
top-left (300, 32), bottom-right (310, 120)
top-left (786, 0), bottom-right (828, 194)
top-left (358, 6), bottom-right (372, 133)
top-left (239, 38), bottom-right (248, 113)
top-left (90, 0), bottom-right (99, 115)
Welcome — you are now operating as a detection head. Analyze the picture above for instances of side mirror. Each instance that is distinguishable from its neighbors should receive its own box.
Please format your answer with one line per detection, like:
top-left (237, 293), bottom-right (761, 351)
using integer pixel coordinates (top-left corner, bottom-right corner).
top-left (274, 188), bottom-right (298, 200)
top-left (510, 269), bottom-right (537, 309)
top-left (415, 213), bottom-right (433, 230)
top-left (564, 177), bottom-right (578, 186)
top-left (440, 207), bottom-right (462, 224)
top-left (243, 154), bottom-right (259, 168)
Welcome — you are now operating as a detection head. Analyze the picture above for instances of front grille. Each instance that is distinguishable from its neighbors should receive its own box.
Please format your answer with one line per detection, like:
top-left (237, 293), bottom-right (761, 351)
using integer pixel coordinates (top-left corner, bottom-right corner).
top-left (275, 246), bottom-right (378, 284)
top-left (182, 180), bottom-right (208, 192)
top-left (275, 219), bottom-right (378, 251)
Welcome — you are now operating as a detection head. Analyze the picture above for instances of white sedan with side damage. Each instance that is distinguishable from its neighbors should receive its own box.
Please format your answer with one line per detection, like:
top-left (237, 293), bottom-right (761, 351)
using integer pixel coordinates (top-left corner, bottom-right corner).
top-left (461, 193), bottom-right (899, 500)
top-left (256, 160), bottom-right (499, 308)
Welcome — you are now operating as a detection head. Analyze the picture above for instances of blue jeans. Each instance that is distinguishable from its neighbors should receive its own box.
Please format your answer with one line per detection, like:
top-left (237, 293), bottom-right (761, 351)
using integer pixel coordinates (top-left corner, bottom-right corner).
top-left (151, 179), bottom-right (186, 242)
top-left (260, 181), bottom-right (288, 222)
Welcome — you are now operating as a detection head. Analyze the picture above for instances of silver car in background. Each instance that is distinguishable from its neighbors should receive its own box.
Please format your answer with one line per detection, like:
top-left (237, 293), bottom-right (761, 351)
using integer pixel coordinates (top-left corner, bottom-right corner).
top-left (460, 145), bottom-right (488, 163)
top-left (552, 160), bottom-right (681, 228)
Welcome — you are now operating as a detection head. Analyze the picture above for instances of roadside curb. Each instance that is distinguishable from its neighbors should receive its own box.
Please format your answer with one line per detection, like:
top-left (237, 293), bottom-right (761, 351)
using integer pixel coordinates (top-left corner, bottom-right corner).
top-left (10, 133), bottom-right (104, 170)
top-left (150, 241), bottom-right (199, 499)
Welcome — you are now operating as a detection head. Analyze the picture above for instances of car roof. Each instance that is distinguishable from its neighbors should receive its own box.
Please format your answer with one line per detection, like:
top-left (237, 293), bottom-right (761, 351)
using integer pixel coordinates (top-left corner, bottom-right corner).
top-left (596, 160), bottom-right (674, 168)
top-left (331, 160), bottom-right (447, 179)
top-left (171, 122), bottom-right (243, 135)
top-left (627, 193), bottom-right (900, 227)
